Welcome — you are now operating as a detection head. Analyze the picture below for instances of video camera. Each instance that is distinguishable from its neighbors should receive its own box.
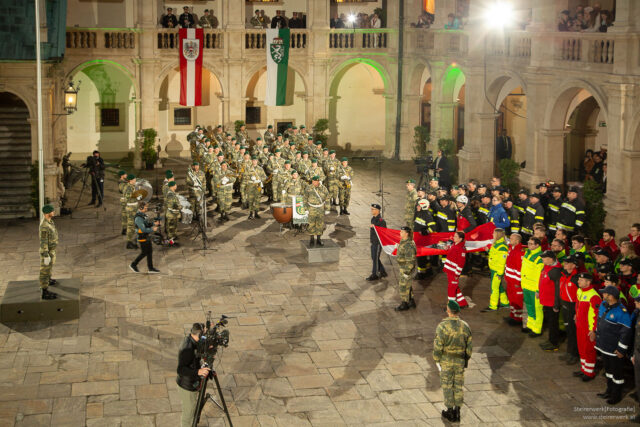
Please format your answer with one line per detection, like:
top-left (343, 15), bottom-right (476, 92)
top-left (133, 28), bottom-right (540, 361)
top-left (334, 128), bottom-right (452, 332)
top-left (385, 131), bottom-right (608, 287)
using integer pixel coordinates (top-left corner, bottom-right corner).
top-left (196, 312), bottom-right (230, 368)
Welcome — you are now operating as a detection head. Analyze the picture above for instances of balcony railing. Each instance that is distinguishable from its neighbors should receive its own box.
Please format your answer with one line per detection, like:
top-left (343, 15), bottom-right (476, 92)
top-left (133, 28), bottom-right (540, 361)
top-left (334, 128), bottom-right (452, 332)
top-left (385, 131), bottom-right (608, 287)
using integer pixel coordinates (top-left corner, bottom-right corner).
top-left (487, 32), bottom-right (531, 58)
top-left (157, 29), bottom-right (223, 50)
top-left (556, 33), bottom-right (614, 65)
top-left (328, 29), bottom-right (391, 50)
top-left (66, 29), bottom-right (138, 50)
top-left (245, 30), bottom-right (308, 50)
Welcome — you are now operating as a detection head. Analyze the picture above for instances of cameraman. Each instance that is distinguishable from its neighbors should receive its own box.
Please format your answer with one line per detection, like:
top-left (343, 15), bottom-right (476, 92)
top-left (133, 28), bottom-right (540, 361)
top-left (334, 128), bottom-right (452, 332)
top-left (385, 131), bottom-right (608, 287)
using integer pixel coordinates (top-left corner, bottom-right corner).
top-left (85, 150), bottom-right (105, 207)
top-left (129, 201), bottom-right (160, 273)
top-left (177, 323), bottom-right (210, 427)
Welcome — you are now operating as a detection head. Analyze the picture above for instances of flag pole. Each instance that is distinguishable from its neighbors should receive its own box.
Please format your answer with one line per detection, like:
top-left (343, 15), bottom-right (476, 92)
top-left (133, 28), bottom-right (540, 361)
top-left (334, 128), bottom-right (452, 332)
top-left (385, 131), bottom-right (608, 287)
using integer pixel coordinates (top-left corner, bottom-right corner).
top-left (35, 0), bottom-right (45, 218)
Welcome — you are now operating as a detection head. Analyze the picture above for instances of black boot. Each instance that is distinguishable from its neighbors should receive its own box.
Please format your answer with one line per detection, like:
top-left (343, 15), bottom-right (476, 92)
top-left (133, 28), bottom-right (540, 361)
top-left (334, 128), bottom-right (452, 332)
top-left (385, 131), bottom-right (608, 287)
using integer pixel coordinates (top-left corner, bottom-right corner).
top-left (453, 406), bottom-right (461, 422)
top-left (248, 212), bottom-right (254, 220)
top-left (121, 229), bottom-right (126, 235)
top-left (49, 279), bottom-right (58, 286)
top-left (126, 242), bottom-right (138, 250)
top-left (597, 379), bottom-right (612, 398)
top-left (408, 298), bottom-right (417, 309)
top-left (316, 236), bottom-right (324, 246)
top-left (254, 212), bottom-right (261, 219)
top-left (395, 301), bottom-right (410, 311)
top-left (441, 407), bottom-right (455, 421)
top-left (339, 207), bottom-right (343, 215)
top-left (342, 208), bottom-right (350, 215)
top-left (96, 202), bottom-right (102, 208)
top-left (365, 274), bottom-right (380, 282)
top-left (309, 236), bottom-right (315, 247)
top-left (42, 288), bottom-right (57, 300)
top-left (223, 213), bottom-right (230, 222)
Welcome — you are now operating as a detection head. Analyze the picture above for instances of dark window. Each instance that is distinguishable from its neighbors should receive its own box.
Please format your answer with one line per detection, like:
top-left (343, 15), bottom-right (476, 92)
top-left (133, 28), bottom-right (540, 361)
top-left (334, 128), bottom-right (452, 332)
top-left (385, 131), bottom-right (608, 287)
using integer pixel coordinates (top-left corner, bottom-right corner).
top-left (174, 108), bottom-right (192, 126)
top-left (101, 108), bottom-right (120, 127)
top-left (246, 106), bottom-right (261, 125)
top-left (276, 121), bottom-right (293, 136)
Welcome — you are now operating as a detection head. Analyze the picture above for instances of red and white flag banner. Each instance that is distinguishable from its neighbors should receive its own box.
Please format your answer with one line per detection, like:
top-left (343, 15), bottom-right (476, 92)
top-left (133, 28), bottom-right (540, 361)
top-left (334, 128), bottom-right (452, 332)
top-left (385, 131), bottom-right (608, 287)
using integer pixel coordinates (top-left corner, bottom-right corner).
top-left (179, 28), bottom-right (203, 106)
top-left (374, 222), bottom-right (496, 257)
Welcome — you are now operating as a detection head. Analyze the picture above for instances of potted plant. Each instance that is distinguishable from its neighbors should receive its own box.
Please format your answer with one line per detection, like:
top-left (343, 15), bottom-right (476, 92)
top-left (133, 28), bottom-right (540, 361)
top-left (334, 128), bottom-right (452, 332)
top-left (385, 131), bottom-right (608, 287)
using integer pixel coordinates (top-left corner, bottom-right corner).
top-left (413, 126), bottom-right (430, 172)
top-left (234, 120), bottom-right (245, 133)
top-left (312, 118), bottom-right (329, 147)
top-left (141, 128), bottom-right (158, 170)
top-left (498, 158), bottom-right (521, 196)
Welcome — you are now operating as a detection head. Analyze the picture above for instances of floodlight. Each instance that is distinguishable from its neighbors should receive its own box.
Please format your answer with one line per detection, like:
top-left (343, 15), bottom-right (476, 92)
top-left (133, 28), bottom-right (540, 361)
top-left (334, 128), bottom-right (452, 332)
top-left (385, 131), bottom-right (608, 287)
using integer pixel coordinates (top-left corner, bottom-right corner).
top-left (347, 14), bottom-right (356, 24)
top-left (485, 1), bottom-right (514, 29)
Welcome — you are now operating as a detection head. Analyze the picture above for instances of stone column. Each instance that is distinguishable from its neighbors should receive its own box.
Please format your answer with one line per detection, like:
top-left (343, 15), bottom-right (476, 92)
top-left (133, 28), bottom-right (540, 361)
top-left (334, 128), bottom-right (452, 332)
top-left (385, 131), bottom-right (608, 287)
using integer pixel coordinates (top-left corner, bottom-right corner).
top-left (137, 0), bottom-right (159, 167)
top-left (309, 0), bottom-right (330, 128)
top-left (427, 61), bottom-right (446, 146)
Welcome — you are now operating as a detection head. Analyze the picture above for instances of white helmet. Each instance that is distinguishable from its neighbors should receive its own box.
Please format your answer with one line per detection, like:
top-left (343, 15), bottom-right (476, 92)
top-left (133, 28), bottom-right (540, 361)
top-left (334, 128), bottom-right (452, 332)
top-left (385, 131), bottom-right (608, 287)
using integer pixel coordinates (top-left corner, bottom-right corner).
top-left (418, 199), bottom-right (429, 209)
top-left (456, 195), bottom-right (468, 205)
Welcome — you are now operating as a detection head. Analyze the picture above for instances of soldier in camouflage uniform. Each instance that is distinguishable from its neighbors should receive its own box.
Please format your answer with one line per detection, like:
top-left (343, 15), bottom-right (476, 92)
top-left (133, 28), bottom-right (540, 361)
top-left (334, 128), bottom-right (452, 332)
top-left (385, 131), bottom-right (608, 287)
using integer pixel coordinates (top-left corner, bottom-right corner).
top-left (296, 151), bottom-right (312, 178)
top-left (294, 127), bottom-right (306, 150)
top-left (216, 162), bottom-right (236, 222)
top-left (337, 157), bottom-right (354, 215)
top-left (269, 150), bottom-right (285, 202)
top-left (396, 226), bottom-right (417, 311)
top-left (117, 170), bottom-right (128, 235)
top-left (433, 300), bottom-right (473, 423)
top-left (262, 152), bottom-right (275, 202)
top-left (239, 151), bottom-right (252, 208)
top-left (186, 162), bottom-right (206, 219)
top-left (202, 146), bottom-right (216, 198)
top-left (308, 158), bottom-right (325, 184)
top-left (283, 124), bottom-right (293, 141)
top-left (124, 174), bottom-right (139, 249)
top-left (320, 148), bottom-right (330, 170)
top-left (278, 161), bottom-right (293, 203)
top-left (236, 123), bottom-right (252, 147)
top-left (264, 125), bottom-right (275, 148)
top-left (161, 170), bottom-right (175, 233)
top-left (258, 145), bottom-right (270, 166)
top-left (404, 179), bottom-right (419, 231)
top-left (213, 125), bottom-right (225, 146)
top-left (285, 170), bottom-right (305, 199)
top-left (252, 137), bottom-right (265, 156)
top-left (164, 181), bottom-right (180, 246)
top-left (245, 156), bottom-right (267, 220)
top-left (39, 204), bottom-right (58, 300)
top-left (303, 176), bottom-right (330, 247)
top-left (323, 150), bottom-right (340, 210)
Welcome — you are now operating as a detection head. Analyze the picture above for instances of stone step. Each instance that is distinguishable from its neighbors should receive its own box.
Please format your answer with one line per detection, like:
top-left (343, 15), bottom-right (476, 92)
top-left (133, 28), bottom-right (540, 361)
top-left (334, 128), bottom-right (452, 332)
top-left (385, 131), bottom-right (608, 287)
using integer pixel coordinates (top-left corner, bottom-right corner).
top-left (0, 165), bottom-right (31, 173)
top-left (0, 122), bottom-right (30, 129)
top-left (0, 151), bottom-right (30, 159)
top-left (0, 194), bottom-right (32, 204)
top-left (0, 141), bottom-right (31, 149)
top-left (0, 107), bottom-right (28, 114)
top-left (0, 181), bottom-right (30, 189)
top-left (0, 131), bottom-right (30, 138)
top-left (0, 158), bottom-right (31, 166)
top-left (0, 185), bottom-right (31, 196)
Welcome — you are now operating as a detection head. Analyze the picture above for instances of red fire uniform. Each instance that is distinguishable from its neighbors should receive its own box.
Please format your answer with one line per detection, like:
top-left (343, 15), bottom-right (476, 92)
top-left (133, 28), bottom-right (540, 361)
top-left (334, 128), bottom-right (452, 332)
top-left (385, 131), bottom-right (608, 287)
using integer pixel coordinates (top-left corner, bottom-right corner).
top-left (598, 239), bottom-right (620, 260)
top-left (560, 268), bottom-right (580, 359)
top-left (443, 241), bottom-right (468, 307)
top-left (504, 243), bottom-right (525, 322)
top-left (575, 285), bottom-right (601, 378)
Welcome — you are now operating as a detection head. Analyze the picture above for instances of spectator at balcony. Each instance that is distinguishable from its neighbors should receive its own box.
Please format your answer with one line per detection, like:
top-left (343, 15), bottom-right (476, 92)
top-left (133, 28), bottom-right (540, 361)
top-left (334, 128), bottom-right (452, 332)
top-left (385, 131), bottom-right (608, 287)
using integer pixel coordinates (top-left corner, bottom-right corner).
top-left (161, 8), bottom-right (178, 29)
top-left (570, 5), bottom-right (584, 21)
top-left (199, 9), bottom-right (218, 29)
top-left (370, 13), bottom-right (382, 29)
top-left (259, 10), bottom-right (270, 28)
top-left (331, 13), bottom-right (346, 29)
top-left (271, 10), bottom-right (288, 29)
top-left (572, 11), bottom-right (590, 31)
top-left (456, 5), bottom-right (469, 29)
top-left (250, 10), bottom-right (263, 28)
top-left (584, 5), bottom-right (603, 32)
top-left (597, 10), bottom-right (612, 33)
top-left (558, 10), bottom-right (571, 32)
top-left (179, 6), bottom-right (195, 29)
top-left (289, 12), bottom-right (302, 29)
top-left (444, 13), bottom-right (460, 30)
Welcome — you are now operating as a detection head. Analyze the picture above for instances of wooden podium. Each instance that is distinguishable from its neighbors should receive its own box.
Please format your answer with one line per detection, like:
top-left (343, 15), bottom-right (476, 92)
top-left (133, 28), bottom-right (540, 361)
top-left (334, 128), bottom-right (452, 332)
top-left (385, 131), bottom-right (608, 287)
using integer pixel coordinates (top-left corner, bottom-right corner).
top-left (1, 279), bottom-right (81, 322)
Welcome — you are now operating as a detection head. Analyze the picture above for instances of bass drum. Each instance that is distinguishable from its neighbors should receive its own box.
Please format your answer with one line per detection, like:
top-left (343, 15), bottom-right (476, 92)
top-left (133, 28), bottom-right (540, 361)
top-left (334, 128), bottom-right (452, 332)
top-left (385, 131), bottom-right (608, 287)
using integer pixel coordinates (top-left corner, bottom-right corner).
top-left (181, 208), bottom-right (193, 224)
top-left (134, 179), bottom-right (153, 203)
top-left (270, 203), bottom-right (292, 224)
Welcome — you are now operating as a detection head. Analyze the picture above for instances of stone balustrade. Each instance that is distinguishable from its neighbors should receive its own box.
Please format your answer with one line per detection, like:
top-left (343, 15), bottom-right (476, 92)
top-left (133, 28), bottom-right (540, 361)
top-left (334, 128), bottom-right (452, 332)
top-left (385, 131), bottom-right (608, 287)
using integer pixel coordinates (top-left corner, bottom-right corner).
top-left (66, 29), bottom-right (138, 50)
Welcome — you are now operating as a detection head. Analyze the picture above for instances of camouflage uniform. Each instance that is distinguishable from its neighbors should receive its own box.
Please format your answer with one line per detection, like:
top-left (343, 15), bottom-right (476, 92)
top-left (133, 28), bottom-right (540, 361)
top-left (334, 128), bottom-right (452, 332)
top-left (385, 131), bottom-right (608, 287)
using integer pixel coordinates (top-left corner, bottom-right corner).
top-left (123, 183), bottom-right (137, 244)
top-left (118, 179), bottom-right (127, 232)
top-left (278, 168), bottom-right (292, 203)
top-left (433, 316), bottom-right (473, 410)
top-left (245, 164), bottom-right (267, 212)
top-left (323, 157), bottom-right (340, 205)
top-left (396, 237), bottom-right (417, 302)
top-left (202, 151), bottom-right (215, 197)
top-left (236, 129), bottom-right (251, 146)
top-left (405, 188), bottom-right (419, 230)
top-left (338, 163), bottom-right (354, 211)
top-left (239, 157), bottom-right (252, 204)
top-left (296, 157), bottom-right (312, 179)
top-left (264, 130), bottom-right (275, 148)
top-left (186, 167), bottom-right (206, 216)
top-left (39, 217), bottom-right (58, 289)
top-left (308, 165), bottom-right (325, 184)
top-left (209, 159), bottom-right (223, 201)
top-left (285, 176), bottom-right (305, 199)
top-left (216, 168), bottom-right (236, 215)
top-left (165, 188), bottom-right (181, 240)
top-left (303, 183), bottom-right (330, 236)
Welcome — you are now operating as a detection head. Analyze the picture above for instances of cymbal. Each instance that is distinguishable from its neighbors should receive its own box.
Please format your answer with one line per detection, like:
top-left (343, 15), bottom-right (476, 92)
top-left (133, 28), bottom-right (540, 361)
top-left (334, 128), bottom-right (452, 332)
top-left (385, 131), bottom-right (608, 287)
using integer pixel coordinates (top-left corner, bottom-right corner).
top-left (132, 189), bottom-right (148, 201)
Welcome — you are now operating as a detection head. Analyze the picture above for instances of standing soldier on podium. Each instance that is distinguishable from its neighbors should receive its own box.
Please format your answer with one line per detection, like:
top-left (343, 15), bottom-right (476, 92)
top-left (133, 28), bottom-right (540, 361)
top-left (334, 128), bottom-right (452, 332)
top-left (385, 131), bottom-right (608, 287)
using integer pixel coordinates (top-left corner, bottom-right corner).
top-left (303, 176), bottom-right (330, 247)
top-left (39, 204), bottom-right (58, 300)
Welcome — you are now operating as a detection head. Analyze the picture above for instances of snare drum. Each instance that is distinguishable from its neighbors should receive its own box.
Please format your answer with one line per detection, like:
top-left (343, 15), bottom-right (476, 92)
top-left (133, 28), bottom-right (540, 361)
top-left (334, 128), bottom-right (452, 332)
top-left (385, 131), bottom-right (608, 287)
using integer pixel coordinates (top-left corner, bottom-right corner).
top-left (181, 208), bottom-right (193, 224)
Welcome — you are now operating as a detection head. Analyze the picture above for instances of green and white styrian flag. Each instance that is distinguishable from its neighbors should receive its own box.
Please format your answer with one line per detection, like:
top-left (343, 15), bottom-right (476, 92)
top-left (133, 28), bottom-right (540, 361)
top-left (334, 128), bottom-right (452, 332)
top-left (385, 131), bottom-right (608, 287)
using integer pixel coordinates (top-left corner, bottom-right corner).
top-left (265, 28), bottom-right (290, 106)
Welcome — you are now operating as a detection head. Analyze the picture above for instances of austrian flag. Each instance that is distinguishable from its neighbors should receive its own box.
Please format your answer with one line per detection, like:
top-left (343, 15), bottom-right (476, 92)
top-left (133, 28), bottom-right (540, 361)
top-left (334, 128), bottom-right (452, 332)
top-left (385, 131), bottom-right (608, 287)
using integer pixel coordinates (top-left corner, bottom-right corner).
top-left (179, 28), bottom-right (203, 106)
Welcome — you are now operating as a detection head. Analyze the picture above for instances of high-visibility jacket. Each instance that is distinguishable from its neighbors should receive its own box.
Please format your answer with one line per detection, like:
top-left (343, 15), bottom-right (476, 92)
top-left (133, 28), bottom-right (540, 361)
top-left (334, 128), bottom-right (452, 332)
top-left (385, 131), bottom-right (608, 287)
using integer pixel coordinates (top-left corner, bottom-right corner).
top-left (435, 204), bottom-right (457, 232)
top-left (521, 247), bottom-right (544, 291)
top-left (557, 198), bottom-right (585, 231)
top-left (546, 196), bottom-right (563, 231)
top-left (444, 241), bottom-right (466, 277)
top-left (521, 201), bottom-right (545, 234)
top-left (488, 237), bottom-right (509, 275)
top-left (576, 286), bottom-right (601, 332)
top-left (560, 268), bottom-right (579, 302)
top-left (476, 203), bottom-right (490, 225)
top-left (505, 243), bottom-right (525, 283)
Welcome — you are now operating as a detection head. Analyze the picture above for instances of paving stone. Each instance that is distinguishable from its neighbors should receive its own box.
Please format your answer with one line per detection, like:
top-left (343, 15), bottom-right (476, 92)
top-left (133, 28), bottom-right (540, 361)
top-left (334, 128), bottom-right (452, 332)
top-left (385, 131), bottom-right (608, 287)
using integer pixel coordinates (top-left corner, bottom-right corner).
top-left (333, 399), bottom-right (393, 424)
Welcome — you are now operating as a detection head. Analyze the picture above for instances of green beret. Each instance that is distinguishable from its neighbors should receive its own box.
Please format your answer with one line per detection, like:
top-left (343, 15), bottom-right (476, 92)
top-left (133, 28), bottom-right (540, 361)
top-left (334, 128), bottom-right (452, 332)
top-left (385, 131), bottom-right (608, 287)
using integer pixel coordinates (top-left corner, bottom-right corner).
top-left (192, 162), bottom-right (199, 166)
top-left (277, 132), bottom-right (283, 136)
top-left (217, 152), bottom-right (225, 157)
top-left (302, 151), bottom-right (308, 155)
top-left (312, 175), bottom-right (320, 181)
top-left (284, 160), bottom-right (291, 164)
top-left (251, 155), bottom-right (258, 160)
top-left (165, 169), bottom-right (173, 177)
top-left (289, 141), bottom-right (296, 146)
top-left (216, 125), bottom-right (222, 129)
top-left (311, 158), bottom-right (318, 163)
top-left (268, 125), bottom-right (273, 129)
top-left (287, 124), bottom-right (292, 128)
top-left (118, 170), bottom-right (127, 176)
top-left (256, 137), bottom-right (262, 141)
top-left (226, 133), bottom-right (231, 136)
top-left (406, 179), bottom-right (415, 184)
top-left (295, 151), bottom-right (301, 156)
top-left (205, 138), bottom-right (211, 143)
top-left (127, 174), bottom-right (136, 181)
top-left (323, 148), bottom-right (329, 152)
top-left (197, 124), bottom-right (203, 129)
top-left (220, 161), bottom-right (227, 165)
top-left (168, 180), bottom-right (177, 187)
top-left (308, 136), bottom-right (313, 140)
top-left (231, 137), bottom-right (237, 141)
top-left (268, 153), bottom-right (274, 157)
top-left (341, 157), bottom-right (348, 162)
top-left (263, 146), bottom-right (269, 150)
top-left (292, 126), bottom-right (298, 130)
top-left (315, 141), bottom-right (321, 145)
top-left (275, 148), bottom-right (281, 153)
top-left (430, 176), bottom-right (439, 182)
top-left (447, 300), bottom-right (460, 313)
top-left (300, 125), bottom-right (305, 129)
top-left (42, 204), bottom-right (54, 214)
top-left (329, 149), bottom-right (336, 154)
top-left (166, 172), bottom-right (174, 179)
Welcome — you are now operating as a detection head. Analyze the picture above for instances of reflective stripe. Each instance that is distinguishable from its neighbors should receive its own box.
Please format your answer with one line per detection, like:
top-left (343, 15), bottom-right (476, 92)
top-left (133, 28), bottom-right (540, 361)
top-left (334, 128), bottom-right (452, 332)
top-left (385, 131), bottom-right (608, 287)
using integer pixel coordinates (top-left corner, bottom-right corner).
top-left (561, 202), bottom-right (576, 212)
top-left (612, 378), bottom-right (625, 385)
top-left (415, 218), bottom-right (426, 225)
top-left (618, 342), bottom-right (629, 349)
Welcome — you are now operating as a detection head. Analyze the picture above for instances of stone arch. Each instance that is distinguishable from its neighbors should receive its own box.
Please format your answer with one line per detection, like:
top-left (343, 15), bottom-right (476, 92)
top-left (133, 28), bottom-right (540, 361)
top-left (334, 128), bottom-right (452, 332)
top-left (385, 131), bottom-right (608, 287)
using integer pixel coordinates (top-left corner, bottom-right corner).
top-left (328, 57), bottom-right (393, 94)
top-left (441, 64), bottom-right (466, 103)
top-left (155, 61), bottom-right (226, 100)
top-left (485, 71), bottom-right (527, 112)
top-left (243, 62), bottom-right (309, 99)
top-left (66, 59), bottom-right (138, 100)
top-left (408, 59), bottom-right (432, 96)
top-left (544, 79), bottom-right (608, 130)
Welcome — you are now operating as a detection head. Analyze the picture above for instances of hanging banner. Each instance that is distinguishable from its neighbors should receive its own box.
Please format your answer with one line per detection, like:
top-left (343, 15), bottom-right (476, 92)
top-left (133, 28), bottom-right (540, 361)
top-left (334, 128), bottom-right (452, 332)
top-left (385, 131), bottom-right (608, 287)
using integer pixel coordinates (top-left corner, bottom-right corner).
top-left (265, 28), bottom-right (290, 106)
top-left (291, 195), bottom-right (308, 225)
top-left (179, 28), bottom-right (203, 106)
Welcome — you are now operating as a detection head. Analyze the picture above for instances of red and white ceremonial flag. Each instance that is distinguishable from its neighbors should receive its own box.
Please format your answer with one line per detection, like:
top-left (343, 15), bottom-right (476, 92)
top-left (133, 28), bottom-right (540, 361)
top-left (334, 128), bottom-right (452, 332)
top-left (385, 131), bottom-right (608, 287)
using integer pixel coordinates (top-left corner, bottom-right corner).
top-left (179, 28), bottom-right (203, 106)
top-left (374, 222), bottom-right (496, 257)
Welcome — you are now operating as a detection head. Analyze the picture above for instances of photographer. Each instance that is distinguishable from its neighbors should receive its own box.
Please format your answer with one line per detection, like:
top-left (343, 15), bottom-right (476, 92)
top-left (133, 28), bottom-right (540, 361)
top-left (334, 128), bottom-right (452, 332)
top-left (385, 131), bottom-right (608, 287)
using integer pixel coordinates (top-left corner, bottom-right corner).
top-left (85, 150), bottom-right (105, 207)
top-left (129, 201), bottom-right (160, 274)
top-left (177, 323), bottom-right (210, 427)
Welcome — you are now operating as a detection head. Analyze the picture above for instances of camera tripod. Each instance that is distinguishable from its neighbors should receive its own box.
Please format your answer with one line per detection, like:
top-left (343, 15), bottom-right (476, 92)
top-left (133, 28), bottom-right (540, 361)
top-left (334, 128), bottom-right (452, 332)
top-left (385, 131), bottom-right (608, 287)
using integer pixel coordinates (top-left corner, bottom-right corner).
top-left (189, 196), bottom-right (216, 252)
top-left (71, 168), bottom-right (106, 218)
top-left (193, 366), bottom-right (233, 427)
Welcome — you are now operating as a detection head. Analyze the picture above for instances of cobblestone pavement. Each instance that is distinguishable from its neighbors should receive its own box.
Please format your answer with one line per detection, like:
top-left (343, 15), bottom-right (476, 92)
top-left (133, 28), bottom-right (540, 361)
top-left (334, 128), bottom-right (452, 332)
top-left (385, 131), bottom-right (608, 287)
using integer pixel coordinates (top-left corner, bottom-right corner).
top-left (0, 159), bottom-right (636, 426)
